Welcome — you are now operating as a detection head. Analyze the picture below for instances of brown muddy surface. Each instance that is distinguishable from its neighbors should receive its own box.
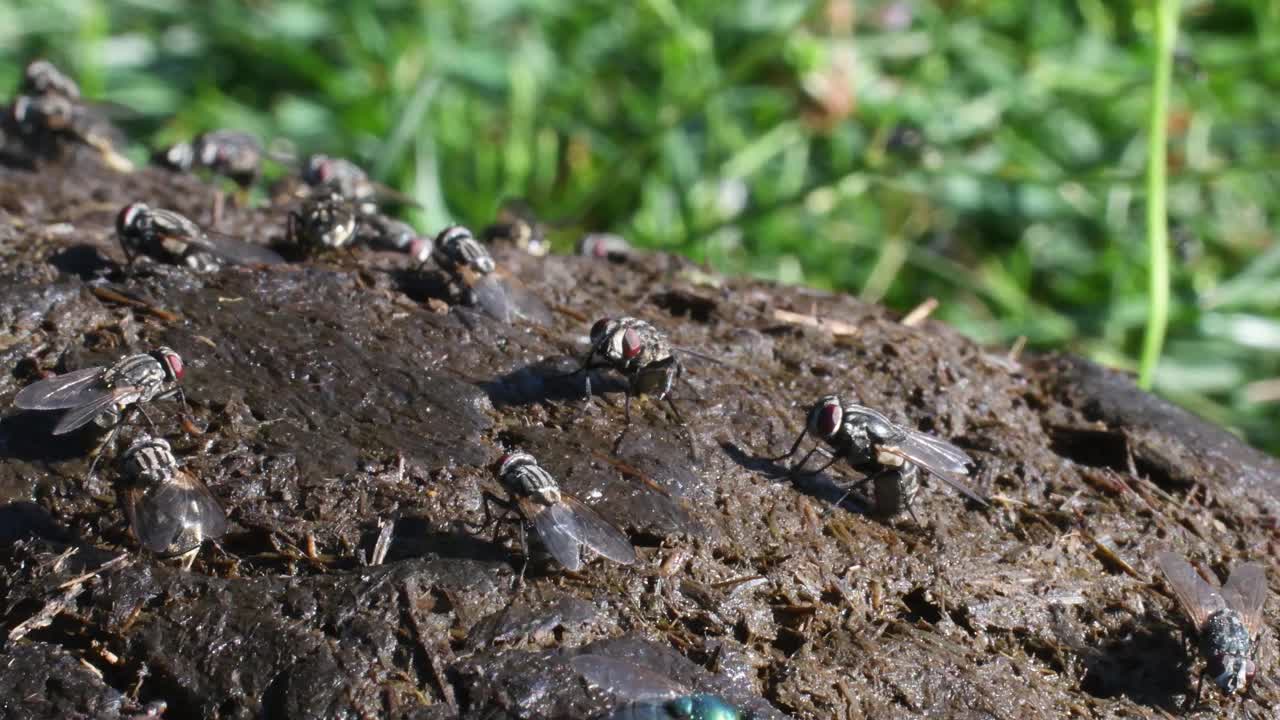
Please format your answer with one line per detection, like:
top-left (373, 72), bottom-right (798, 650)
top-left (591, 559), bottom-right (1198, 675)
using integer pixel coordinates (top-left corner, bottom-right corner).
top-left (0, 142), bottom-right (1277, 720)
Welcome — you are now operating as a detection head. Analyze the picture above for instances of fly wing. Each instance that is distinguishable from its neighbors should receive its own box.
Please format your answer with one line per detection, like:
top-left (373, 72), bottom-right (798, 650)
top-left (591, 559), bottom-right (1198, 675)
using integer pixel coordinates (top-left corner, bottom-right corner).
top-left (52, 386), bottom-right (143, 434)
top-left (518, 496), bottom-right (584, 571)
top-left (125, 472), bottom-right (227, 554)
top-left (1221, 562), bottom-right (1267, 637)
top-left (882, 431), bottom-right (987, 506)
top-left (559, 495), bottom-right (637, 566)
top-left (13, 367), bottom-right (106, 409)
top-left (188, 228), bottom-right (286, 266)
top-left (570, 655), bottom-right (687, 702)
top-left (370, 181), bottom-right (422, 209)
top-left (471, 276), bottom-right (515, 324)
top-left (500, 279), bottom-right (553, 326)
top-left (1156, 551), bottom-right (1229, 631)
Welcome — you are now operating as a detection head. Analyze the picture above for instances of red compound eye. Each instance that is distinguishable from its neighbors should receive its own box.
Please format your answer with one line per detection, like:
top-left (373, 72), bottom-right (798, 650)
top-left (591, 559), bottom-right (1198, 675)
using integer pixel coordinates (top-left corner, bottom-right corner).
top-left (816, 403), bottom-right (841, 437)
top-left (622, 328), bottom-right (643, 359)
top-left (116, 202), bottom-right (144, 235)
top-left (165, 352), bottom-right (185, 380)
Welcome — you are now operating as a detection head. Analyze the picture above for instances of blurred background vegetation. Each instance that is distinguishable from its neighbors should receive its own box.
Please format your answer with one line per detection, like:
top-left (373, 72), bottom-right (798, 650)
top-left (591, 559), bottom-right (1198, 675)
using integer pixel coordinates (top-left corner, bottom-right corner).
top-left (2, 0), bottom-right (1279, 455)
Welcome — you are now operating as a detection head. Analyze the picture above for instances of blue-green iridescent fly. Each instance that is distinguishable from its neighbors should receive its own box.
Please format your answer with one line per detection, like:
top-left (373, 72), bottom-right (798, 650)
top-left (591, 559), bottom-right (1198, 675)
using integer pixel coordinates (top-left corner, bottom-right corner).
top-left (571, 655), bottom-right (745, 720)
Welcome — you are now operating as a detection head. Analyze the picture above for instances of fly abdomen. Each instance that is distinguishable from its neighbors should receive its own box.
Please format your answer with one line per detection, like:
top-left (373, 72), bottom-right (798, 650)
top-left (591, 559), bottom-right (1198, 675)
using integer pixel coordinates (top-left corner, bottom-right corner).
top-left (873, 462), bottom-right (920, 517)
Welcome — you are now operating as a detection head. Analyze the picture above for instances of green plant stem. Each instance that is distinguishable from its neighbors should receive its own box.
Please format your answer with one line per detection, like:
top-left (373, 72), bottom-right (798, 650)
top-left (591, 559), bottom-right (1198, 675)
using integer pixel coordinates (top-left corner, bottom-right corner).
top-left (1139, 0), bottom-right (1181, 390)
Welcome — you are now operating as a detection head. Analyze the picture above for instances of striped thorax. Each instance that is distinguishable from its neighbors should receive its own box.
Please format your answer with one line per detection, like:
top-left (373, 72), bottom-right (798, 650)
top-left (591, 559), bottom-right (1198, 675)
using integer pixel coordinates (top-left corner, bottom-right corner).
top-left (497, 452), bottom-right (562, 505)
top-left (433, 225), bottom-right (496, 276)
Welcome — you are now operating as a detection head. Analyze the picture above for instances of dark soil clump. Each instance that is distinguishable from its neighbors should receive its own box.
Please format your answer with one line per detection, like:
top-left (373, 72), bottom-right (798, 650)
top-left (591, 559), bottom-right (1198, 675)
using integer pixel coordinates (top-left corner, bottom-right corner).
top-left (0, 147), bottom-right (1276, 719)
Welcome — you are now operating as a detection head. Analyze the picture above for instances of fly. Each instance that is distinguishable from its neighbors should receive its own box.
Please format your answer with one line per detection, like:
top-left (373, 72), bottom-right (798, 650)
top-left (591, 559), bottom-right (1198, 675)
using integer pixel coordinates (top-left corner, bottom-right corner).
top-left (571, 654), bottom-right (744, 720)
top-left (116, 202), bottom-right (285, 271)
top-left (286, 189), bottom-right (360, 253)
top-left (21, 59), bottom-right (80, 100)
top-left (563, 318), bottom-right (699, 456)
top-left (13, 346), bottom-right (185, 436)
top-left (430, 224), bottom-right (541, 323)
top-left (118, 435), bottom-right (227, 570)
top-left (154, 130), bottom-right (267, 188)
top-left (10, 92), bottom-right (133, 173)
top-left (1156, 551), bottom-right (1266, 702)
top-left (578, 233), bottom-right (633, 262)
top-left (488, 451), bottom-right (636, 577)
top-left (770, 395), bottom-right (987, 519)
top-left (482, 200), bottom-right (550, 257)
top-left (301, 154), bottom-right (420, 215)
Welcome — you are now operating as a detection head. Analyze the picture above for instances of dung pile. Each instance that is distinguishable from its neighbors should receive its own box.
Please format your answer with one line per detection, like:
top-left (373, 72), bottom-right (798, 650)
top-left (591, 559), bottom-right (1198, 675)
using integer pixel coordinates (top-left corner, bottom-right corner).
top-left (0, 86), bottom-right (1276, 719)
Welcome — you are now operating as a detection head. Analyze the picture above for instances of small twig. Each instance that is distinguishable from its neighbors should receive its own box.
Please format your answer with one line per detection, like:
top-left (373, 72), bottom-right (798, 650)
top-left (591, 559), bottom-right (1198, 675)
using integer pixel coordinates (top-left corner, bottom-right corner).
top-left (91, 287), bottom-right (180, 322)
top-left (401, 584), bottom-right (458, 710)
top-left (371, 519), bottom-right (395, 566)
top-left (772, 308), bottom-right (859, 337)
top-left (56, 553), bottom-right (130, 590)
top-left (900, 297), bottom-right (938, 327)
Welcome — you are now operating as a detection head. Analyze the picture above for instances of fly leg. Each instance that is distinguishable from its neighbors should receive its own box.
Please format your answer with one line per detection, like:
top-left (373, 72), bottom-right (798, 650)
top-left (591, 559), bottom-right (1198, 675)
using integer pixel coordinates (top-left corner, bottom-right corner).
top-left (84, 417), bottom-right (124, 480)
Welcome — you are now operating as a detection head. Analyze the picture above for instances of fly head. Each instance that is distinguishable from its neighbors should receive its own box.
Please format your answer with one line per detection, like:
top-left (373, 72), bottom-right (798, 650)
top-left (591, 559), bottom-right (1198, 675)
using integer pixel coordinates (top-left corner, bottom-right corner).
top-left (116, 202), bottom-right (150, 240)
top-left (151, 347), bottom-right (185, 383)
top-left (807, 395), bottom-right (843, 440)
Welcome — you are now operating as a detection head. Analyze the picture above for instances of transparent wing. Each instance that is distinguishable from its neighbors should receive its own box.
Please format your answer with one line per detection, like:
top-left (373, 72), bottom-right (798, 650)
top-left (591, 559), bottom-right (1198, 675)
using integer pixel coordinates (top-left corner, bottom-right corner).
top-left (13, 367), bottom-right (106, 409)
top-left (189, 228), bottom-right (286, 265)
top-left (52, 386), bottom-right (142, 434)
top-left (370, 181), bottom-right (422, 209)
top-left (560, 495), bottom-right (637, 566)
top-left (570, 655), bottom-right (687, 702)
top-left (501, 280), bottom-right (553, 326)
top-left (1156, 551), bottom-right (1228, 631)
top-left (1222, 562), bottom-right (1267, 637)
top-left (125, 472), bottom-right (227, 554)
top-left (519, 496), bottom-right (584, 571)
top-left (881, 431), bottom-right (987, 506)
top-left (471, 276), bottom-right (515, 324)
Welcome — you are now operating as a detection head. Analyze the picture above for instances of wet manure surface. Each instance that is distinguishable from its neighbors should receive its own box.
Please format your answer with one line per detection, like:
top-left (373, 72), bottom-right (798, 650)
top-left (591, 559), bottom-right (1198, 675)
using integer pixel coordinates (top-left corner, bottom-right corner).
top-left (0, 149), bottom-right (1277, 719)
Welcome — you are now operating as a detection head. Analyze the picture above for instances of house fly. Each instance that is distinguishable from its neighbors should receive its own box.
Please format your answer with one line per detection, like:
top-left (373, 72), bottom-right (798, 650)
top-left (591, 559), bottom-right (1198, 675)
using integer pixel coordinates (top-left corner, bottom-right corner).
top-left (301, 154), bottom-right (419, 215)
top-left (482, 200), bottom-right (550, 256)
top-left (287, 188), bottom-right (360, 253)
top-left (432, 224), bottom-right (547, 322)
top-left (571, 654), bottom-right (744, 720)
top-left (1156, 551), bottom-right (1267, 701)
top-left (10, 92), bottom-right (133, 172)
top-left (565, 317), bottom-right (698, 455)
top-left (118, 435), bottom-right (227, 569)
top-left (578, 233), bottom-right (633, 262)
top-left (116, 202), bottom-right (285, 271)
top-left (490, 451), bottom-right (636, 574)
top-left (21, 59), bottom-right (80, 100)
top-left (153, 129), bottom-right (267, 188)
top-left (13, 346), bottom-right (185, 436)
top-left (770, 395), bottom-right (987, 518)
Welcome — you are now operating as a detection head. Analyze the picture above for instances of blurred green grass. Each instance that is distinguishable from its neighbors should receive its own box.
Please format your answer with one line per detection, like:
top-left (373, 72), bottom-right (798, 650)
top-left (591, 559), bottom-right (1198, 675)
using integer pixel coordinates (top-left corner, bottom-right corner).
top-left (3, 0), bottom-right (1280, 455)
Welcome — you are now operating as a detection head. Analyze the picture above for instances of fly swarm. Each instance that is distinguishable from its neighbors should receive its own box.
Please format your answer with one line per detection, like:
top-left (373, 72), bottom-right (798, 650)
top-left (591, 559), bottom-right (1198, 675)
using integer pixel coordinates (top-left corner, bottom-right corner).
top-left (1156, 551), bottom-right (1267, 703)
top-left (118, 435), bottom-right (227, 570)
top-left (117, 202), bottom-right (285, 272)
top-left (488, 451), bottom-right (636, 576)
top-left (772, 395), bottom-right (987, 519)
